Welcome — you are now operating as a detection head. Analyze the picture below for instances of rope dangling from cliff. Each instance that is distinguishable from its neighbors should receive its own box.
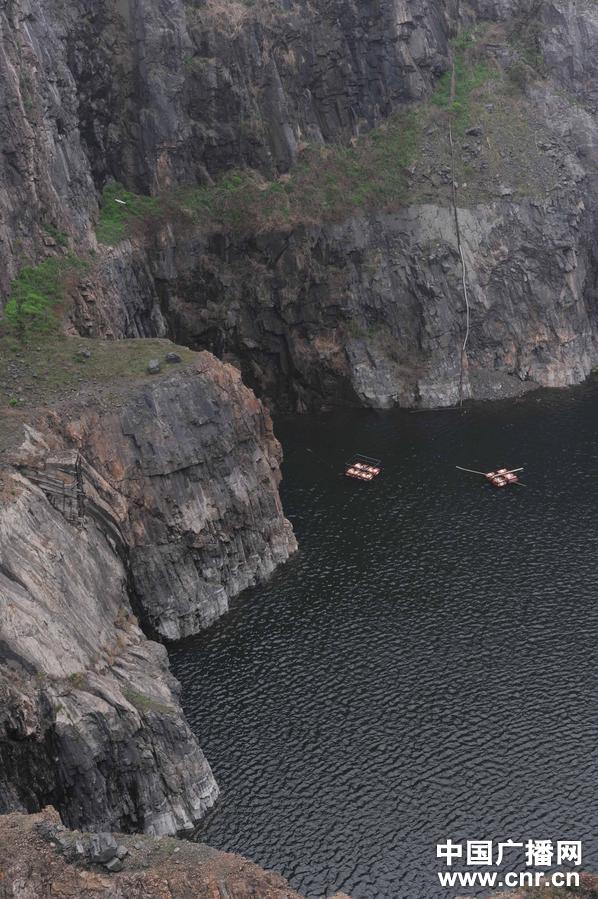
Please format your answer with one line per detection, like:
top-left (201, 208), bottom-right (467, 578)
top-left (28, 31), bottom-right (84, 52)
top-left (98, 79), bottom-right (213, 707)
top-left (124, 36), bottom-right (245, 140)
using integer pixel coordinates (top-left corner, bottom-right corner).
top-left (448, 51), bottom-right (471, 408)
top-left (75, 451), bottom-right (86, 521)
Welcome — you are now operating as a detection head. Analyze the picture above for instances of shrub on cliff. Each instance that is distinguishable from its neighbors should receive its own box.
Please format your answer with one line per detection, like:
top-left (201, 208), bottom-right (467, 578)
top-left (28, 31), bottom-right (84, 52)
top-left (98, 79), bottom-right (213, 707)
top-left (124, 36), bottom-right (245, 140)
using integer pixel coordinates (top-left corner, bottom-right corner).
top-left (97, 183), bottom-right (161, 244)
top-left (3, 255), bottom-right (87, 343)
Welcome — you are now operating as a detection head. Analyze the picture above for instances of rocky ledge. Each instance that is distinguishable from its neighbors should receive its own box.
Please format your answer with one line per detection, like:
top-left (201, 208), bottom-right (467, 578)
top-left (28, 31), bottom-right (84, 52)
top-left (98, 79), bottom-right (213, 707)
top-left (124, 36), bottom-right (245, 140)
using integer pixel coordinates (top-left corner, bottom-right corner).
top-left (0, 342), bottom-right (296, 833)
top-left (0, 808), bottom-right (592, 899)
top-left (0, 807), bottom-right (323, 899)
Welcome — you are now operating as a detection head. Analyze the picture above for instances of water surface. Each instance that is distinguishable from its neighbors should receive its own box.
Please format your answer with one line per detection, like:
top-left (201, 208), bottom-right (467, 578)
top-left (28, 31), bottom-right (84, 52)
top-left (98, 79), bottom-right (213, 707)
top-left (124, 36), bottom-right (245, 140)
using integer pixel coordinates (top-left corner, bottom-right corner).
top-left (169, 383), bottom-right (598, 898)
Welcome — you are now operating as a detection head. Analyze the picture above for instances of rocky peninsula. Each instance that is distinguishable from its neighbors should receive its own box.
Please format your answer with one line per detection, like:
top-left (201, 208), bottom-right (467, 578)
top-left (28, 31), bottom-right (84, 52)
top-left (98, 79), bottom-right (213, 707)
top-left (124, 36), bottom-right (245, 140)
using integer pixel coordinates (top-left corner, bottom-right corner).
top-left (0, 342), bottom-right (295, 833)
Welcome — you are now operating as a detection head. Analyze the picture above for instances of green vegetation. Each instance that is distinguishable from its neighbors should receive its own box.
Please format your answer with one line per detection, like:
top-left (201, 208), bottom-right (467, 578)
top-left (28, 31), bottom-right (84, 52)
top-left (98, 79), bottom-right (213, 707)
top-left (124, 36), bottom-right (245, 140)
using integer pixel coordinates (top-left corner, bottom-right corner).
top-left (430, 33), bottom-right (497, 133)
top-left (431, 57), bottom-right (494, 114)
top-left (97, 182), bottom-right (161, 244)
top-left (93, 28), bottom-right (513, 247)
top-left (43, 223), bottom-right (69, 247)
top-left (507, 0), bottom-right (547, 74)
top-left (87, 21), bottom-right (548, 241)
top-left (185, 112), bottom-right (419, 226)
top-left (451, 29), bottom-right (477, 51)
top-left (123, 687), bottom-right (175, 715)
top-left (402, 18), bottom-right (559, 207)
top-left (3, 255), bottom-right (88, 343)
top-left (95, 111), bottom-right (419, 244)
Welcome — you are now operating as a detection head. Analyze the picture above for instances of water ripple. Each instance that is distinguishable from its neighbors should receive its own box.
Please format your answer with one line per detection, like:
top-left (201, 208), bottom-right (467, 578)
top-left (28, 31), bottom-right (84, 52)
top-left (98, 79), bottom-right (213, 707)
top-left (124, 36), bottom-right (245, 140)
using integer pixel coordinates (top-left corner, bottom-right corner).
top-left (169, 382), bottom-right (598, 899)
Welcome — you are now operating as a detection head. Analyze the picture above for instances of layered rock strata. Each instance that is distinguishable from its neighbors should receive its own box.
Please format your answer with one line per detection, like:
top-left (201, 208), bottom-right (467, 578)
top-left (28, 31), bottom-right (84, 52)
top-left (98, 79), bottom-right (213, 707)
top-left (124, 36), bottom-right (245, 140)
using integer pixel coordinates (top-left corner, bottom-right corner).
top-left (0, 350), bottom-right (296, 829)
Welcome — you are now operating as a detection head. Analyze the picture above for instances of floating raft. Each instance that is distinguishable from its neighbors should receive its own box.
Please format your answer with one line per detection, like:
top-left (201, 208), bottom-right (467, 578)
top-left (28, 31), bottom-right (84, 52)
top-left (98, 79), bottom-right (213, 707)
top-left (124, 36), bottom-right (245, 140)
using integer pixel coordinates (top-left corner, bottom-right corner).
top-left (456, 465), bottom-right (524, 488)
top-left (485, 468), bottom-right (520, 488)
top-left (345, 453), bottom-right (382, 482)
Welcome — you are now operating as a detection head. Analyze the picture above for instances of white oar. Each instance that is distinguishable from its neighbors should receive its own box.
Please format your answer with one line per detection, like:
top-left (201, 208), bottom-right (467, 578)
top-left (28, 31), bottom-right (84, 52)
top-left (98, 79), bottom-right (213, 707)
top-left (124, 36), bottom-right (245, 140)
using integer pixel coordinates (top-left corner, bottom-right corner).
top-left (456, 466), bottom-right (524, 476)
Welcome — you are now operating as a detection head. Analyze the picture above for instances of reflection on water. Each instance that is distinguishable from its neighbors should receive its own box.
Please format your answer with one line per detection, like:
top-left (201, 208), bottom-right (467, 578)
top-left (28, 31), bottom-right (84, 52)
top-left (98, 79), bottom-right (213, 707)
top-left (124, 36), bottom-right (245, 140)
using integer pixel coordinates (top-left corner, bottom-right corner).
top-left (169, 382), bottom-right (598, 898)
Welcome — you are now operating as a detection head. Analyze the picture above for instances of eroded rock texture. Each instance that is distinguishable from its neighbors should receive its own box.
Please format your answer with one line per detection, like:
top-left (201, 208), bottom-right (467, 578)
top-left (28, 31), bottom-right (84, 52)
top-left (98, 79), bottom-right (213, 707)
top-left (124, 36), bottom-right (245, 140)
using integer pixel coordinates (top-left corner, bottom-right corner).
top-left (5, 0), bottom-right (595, 410)
top-left (0, 808), bottom-right (309, 898)
top-left (75, 187), bottom-right (598, 411)
top-left (0, 0), bottom-right (453, 295)
top-left (1, 0), bottom-right (598, 867)
top-left (0, 353), bottom-right (295, 829)
top-left (60, 353), bottom-right (297, 639)
top-left (0, 474), bottom-right (218, 834)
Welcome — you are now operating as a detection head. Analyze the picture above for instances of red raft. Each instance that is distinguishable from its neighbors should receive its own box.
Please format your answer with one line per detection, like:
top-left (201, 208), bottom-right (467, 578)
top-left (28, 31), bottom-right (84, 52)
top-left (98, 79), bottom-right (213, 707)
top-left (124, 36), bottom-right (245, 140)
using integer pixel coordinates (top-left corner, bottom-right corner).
top-left (345, 454), bottom-right (382, 482)
top-left (485, 468), bottom-right (519, 488)
top-left (456, 465), bottom-right (523, 488)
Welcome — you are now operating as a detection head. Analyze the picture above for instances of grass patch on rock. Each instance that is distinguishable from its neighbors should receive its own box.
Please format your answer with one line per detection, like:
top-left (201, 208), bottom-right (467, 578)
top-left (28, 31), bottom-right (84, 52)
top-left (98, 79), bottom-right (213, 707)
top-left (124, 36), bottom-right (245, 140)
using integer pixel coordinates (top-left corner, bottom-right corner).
top-left (92, 19), bottom-right (561, 243)
top-left (3, 255), bottom-right (88, 342)
top-left (95, 110), bottom-right (420, 243)
top-left (97, 183), bottom-right (162, 245)
top-left (0, 335), bottom-right (197, 447)
top-left (184, 110), bottom-right (419, 228)
top-left (122, 687), bottom-right (175, 716)
top-left (0, 258), bottom-right (198, 424)
top-left (407, 21), bottom-right (561, 206)
top-left (430, 27), bottom-right (501, 134)
top-left (431, 56), bottom-right (496, 134)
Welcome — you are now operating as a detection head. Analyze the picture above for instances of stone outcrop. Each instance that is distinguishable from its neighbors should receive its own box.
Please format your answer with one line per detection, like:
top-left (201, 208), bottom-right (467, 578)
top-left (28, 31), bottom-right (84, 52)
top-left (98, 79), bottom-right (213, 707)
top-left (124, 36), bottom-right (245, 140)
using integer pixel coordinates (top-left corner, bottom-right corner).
top-left (58, 352), bottom-right (296, 639)
top-left (59, 0), bottom-right (453, 188)
top-left (2, 0), bottom-right (598, 882)
top-left (0, 808), bottom-right (308, 898)
top-left (0, 469), bottom-right (218, 834)
top-left (51, 0), bottom-right (598, 411)
top-left (0, 0), bottom-right (98, 296)
top-left (0, 350), bottom-right (296, 829)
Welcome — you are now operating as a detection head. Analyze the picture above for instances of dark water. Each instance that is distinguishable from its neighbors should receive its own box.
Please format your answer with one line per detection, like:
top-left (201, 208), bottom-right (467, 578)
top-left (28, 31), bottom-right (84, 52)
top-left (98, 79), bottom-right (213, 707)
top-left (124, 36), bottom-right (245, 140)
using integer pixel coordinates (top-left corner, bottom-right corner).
top-left (169, 383), bottom-right (598, 899)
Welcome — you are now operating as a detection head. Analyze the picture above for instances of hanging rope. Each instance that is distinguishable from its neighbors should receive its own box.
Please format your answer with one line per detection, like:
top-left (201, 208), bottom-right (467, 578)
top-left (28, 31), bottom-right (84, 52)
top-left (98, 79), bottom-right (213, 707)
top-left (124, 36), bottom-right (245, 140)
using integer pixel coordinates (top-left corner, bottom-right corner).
top-left (75, 451), bottom-right (86, 520)
top-left (448, 42), bottom-right (471, 408)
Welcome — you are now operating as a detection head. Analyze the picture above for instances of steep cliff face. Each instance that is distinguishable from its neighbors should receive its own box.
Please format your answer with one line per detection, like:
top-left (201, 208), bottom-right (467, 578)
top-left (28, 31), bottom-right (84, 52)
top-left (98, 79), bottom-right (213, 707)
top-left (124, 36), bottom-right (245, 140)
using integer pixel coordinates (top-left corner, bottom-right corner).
top-left (3, 0), bottom-right (598, 412)
top-left (0, 0), bottom-right (453, 280)
top-left (0, 346), bottom-right (295, 829)
top-left (76, 184), bottom-right (598, 411)
top-left (474, 0), bottom-right (598, 112)
top-left (61, 0), bottom-right (453, 187)
top-left (0, 473), bottom-right (218, 834)
top-left (0, 0), bottom-right (96, 295)
top-left (70, 70), bottom-right (598, 411)
top-left (2, 0), bottom-right (598, 875)
top-left (60, 353), bottom-right (297, 639)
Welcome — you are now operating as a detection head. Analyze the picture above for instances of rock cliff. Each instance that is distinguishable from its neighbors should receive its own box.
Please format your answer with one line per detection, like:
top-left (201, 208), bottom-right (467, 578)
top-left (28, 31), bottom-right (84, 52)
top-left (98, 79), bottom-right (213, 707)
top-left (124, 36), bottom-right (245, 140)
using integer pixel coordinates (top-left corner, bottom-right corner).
top-left (78, 185), bottom-right (598, 411)
top-left (0, 344), bottom-right (295, 830)
top-left (0, 0), bottom-right (452, 291)
top-left (3, 0), bottom-right (598, 411)
top-left (56, 352), bottom-right (295, 639)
